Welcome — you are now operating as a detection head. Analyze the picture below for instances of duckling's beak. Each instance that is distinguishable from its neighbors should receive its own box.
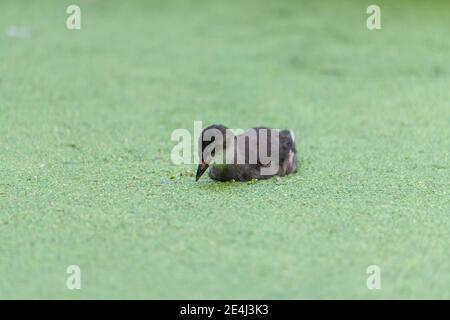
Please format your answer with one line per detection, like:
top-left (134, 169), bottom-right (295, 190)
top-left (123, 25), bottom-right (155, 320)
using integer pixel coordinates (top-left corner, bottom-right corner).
top-left (195, 162), bottom-right (209, 181)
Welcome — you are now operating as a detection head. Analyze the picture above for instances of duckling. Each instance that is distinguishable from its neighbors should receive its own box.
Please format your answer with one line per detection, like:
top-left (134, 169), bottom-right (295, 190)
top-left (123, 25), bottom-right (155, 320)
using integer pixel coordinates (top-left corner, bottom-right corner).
top-left (196, 124), bottom-right (297, 182)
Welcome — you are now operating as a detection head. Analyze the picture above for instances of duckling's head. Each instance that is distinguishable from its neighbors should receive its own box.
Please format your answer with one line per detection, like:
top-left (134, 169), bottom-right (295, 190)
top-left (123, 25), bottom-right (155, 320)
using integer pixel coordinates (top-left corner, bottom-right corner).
top-left (196, 124), bottom-right (232, 181)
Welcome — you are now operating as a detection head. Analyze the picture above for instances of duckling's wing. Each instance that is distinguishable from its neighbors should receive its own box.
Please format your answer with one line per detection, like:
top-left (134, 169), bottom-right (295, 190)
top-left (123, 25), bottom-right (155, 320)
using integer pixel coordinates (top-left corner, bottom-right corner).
top-left (234, 127), bottom-right (297, 178)
top-left (236, 127), bottom-right (276, 166)
top-left (278, 130), bottom-right (297, 175)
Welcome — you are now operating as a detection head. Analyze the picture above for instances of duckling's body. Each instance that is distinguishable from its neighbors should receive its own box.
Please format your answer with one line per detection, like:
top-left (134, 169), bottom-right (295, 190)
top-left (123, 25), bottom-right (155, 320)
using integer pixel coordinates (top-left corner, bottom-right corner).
top-left (196, 125), bottom-right (298, 182)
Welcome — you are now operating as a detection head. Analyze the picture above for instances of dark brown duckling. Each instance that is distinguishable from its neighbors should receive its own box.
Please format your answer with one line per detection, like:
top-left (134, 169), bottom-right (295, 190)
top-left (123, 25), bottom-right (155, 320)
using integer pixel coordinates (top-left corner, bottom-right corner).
top-left (196, 124), bottom-right (297, 182)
